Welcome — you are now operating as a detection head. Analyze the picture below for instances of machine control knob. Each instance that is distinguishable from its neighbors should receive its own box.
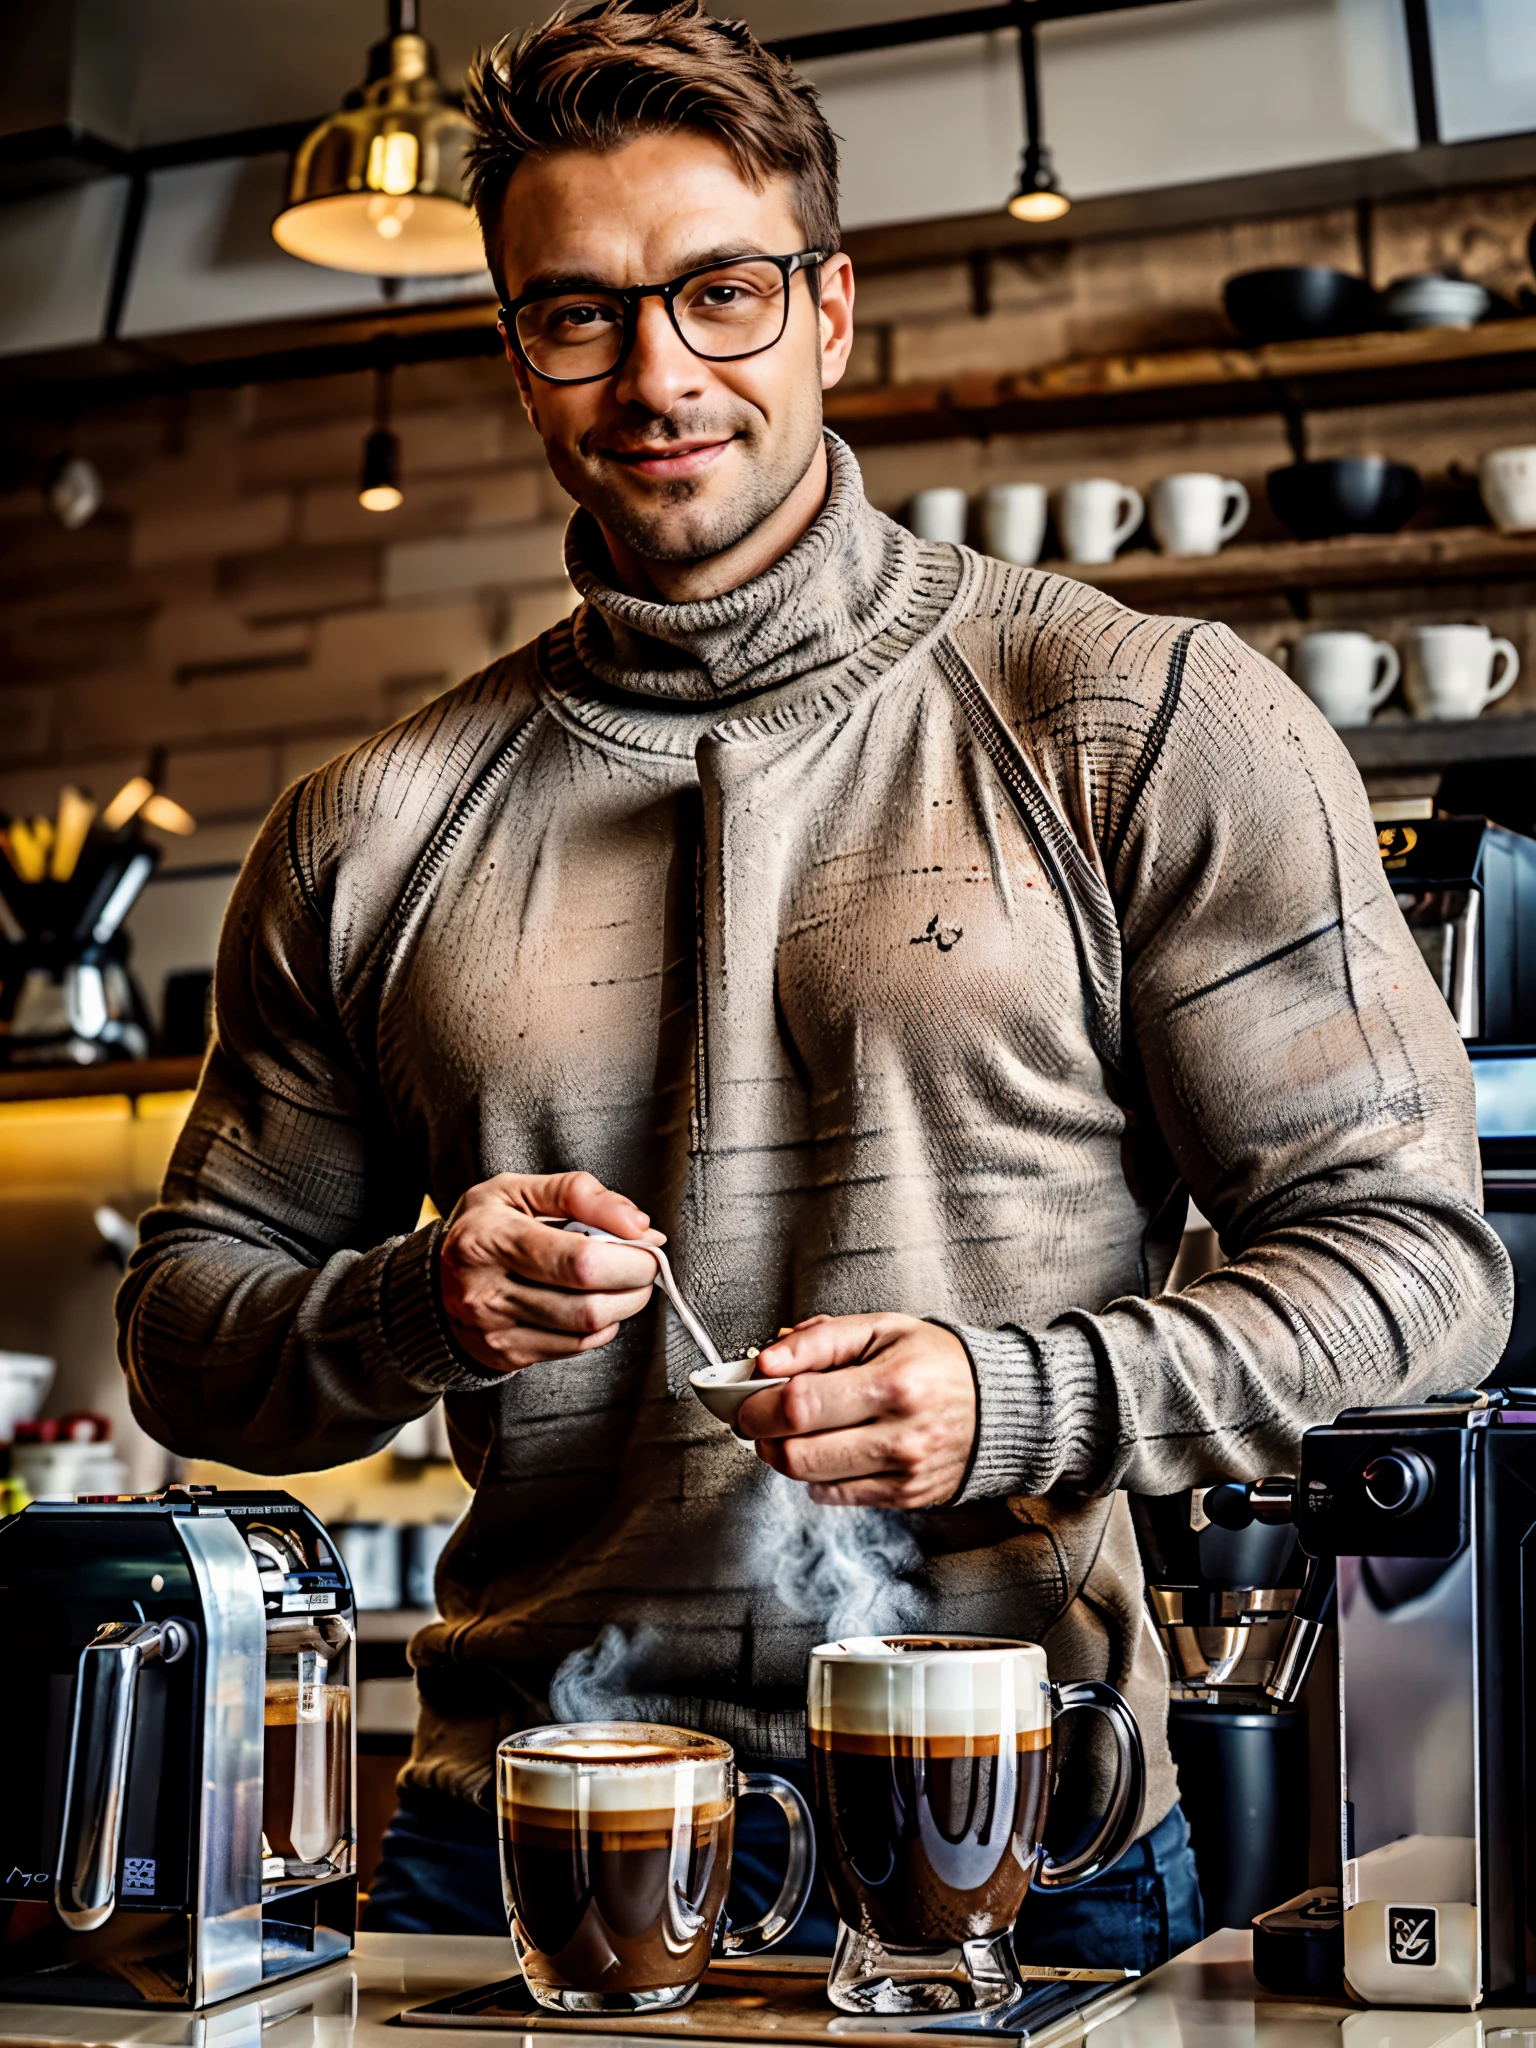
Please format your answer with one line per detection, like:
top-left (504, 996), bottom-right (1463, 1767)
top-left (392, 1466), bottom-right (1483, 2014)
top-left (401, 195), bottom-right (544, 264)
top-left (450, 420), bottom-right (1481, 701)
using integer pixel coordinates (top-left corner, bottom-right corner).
top-left (1361, 1448), bottom-right (1434, 1516)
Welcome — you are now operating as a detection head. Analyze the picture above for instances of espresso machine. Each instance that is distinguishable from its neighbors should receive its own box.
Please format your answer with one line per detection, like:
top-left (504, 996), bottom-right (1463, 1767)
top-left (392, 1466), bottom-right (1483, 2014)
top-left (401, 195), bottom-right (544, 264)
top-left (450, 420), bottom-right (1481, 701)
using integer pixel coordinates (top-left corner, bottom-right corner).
top-left (1377, 811), bottom-right (1536, 1381)
top-left (1378, 815), bottom-right (1536, 1044)
top-left (0, 1485), bottom-right (357, 2008)
top-left (1215, 1387), bottom-right (1536, 2009)
top-left (1132, 1488), bottom-right (1327, 1932)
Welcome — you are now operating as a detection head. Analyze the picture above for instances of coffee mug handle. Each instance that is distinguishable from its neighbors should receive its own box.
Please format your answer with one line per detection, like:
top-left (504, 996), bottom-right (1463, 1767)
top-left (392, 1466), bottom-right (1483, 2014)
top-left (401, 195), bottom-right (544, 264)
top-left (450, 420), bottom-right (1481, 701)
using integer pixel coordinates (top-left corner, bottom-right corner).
top-left (716, 1771), bottom-right (816, 1957)
top-left (1032, 1680), bottom-right (1147, 1893)
top-left (1218, 480), bottom-right (1250, 545)
top-left (1111, 487), bottom-right (1145, 552)
top-left (1369, 642), bottom-right (1402, 710)
top-left (1485, 637), bottom-right (1520, 706)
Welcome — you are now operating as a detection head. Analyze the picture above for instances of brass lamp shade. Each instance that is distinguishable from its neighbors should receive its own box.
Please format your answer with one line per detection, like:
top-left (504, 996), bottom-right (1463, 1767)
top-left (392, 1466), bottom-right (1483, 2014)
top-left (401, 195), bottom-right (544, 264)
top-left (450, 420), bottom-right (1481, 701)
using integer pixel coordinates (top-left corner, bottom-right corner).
top-left (272, 31), bottom-right (484, 277)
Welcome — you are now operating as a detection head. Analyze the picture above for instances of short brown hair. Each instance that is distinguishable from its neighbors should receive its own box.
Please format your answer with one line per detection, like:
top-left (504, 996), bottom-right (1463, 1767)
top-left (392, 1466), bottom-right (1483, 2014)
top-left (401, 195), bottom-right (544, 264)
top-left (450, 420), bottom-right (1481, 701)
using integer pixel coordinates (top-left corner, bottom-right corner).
top-left (464, 2), bottom-right (840, 300)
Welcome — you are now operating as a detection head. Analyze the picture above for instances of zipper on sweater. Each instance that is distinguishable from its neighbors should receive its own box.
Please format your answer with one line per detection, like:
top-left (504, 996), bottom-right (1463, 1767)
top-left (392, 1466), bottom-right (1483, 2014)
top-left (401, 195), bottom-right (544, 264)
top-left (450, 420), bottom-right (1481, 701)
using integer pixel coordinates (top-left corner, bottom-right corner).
top-left (691, 832), bottom-right (709, 1152)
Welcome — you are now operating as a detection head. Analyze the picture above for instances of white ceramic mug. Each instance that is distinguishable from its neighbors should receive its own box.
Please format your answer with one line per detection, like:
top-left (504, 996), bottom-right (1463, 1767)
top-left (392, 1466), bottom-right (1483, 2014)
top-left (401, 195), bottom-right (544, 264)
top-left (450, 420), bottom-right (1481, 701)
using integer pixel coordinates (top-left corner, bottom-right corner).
top-left (1289, 631), bottom-right (1400, 729)
top-left (908, 487), bottom-right (968, 544)
top-left (1404, 623), bottom-right (1520, 722)
top-left (981, 482), bottom-right (1049, 566)
top-left (1479, 447), bottom-right (1536, 535)
top-left (1054, 478), bottom-right (1145, 564)
top-left (1149, 472), bottom-right (1250, 557)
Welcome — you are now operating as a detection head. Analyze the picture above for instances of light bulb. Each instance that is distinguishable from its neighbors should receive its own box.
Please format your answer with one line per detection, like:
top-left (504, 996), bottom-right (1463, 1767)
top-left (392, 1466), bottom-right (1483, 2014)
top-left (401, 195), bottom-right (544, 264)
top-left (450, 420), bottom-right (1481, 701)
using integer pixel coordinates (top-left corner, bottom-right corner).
top-left (368, 194), bottom-right (416, 241)
top-left (1006, 141), bottom-right (1071, 225)
top-left (367, 129), bottom-right (420, 196)
top-left (1007, 188), bottom-right (1071, 223)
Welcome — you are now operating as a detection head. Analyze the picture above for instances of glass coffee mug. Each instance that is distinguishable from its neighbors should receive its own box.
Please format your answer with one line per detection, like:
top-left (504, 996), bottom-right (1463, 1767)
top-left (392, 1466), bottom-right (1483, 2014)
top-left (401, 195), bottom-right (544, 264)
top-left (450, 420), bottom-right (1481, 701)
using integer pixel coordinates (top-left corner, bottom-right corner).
top-left (809, 1635), bottom-right (1146, 2015)
top-left (497, 1721), bottom-right (816, 2014)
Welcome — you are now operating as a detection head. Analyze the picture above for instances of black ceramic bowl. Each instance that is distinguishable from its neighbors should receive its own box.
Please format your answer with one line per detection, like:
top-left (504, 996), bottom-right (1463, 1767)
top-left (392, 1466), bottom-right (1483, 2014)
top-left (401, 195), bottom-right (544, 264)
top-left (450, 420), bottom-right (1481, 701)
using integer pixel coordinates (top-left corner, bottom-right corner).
top-left (1223, 266), bottom-right (1381, 345)
top-left (1266, 457), bottom-right (1423, 541)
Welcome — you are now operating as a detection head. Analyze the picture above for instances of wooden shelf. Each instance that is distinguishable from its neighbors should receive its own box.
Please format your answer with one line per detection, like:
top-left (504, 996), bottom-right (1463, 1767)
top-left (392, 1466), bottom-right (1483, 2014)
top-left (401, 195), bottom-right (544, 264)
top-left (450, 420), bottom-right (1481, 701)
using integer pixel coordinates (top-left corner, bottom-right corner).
top-left (1050, 526), bottom-right (1536, 605)
top-left (825, 317), bottom-right (1536, 444)
top-left (1340, 712), bottom-right (1536, 772)
top-left (0, 1055), bottom-right (202, 1105)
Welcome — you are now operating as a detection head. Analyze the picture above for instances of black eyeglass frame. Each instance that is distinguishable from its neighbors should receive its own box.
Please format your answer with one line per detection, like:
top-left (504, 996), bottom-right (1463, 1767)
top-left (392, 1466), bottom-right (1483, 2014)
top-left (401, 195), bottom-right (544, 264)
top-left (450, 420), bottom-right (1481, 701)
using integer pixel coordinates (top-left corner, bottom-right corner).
top-left (498, 249), bottom-right (826, 386)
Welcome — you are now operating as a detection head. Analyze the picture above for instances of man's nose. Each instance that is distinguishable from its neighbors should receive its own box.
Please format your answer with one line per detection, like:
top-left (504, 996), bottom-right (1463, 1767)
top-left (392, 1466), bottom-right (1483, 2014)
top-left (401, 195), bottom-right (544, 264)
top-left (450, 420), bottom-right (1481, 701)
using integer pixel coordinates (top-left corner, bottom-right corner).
top-left (612, 294), bottom-right (707, 415)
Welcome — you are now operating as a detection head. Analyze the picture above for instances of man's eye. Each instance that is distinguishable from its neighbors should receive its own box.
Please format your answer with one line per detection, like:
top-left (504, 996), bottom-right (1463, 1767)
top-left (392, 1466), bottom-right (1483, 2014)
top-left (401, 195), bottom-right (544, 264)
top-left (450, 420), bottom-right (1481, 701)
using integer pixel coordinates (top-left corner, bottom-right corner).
top-left (549, 303), bottom-right (616, 333)
top-left (696, 279), bottom-right (770, 309)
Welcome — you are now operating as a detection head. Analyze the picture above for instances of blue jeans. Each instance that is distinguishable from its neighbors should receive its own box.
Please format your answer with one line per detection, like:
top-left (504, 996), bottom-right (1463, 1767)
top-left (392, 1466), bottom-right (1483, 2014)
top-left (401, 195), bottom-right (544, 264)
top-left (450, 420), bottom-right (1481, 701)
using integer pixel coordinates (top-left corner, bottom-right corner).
top-left (364, 1767), bottom-right (1202, 1975)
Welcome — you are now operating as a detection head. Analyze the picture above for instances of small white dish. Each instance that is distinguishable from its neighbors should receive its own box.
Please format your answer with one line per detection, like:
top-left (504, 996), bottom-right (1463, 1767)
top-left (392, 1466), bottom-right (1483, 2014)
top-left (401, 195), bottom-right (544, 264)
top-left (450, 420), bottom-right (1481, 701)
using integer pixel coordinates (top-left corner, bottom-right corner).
top-left (1384, 275), bottom-right (1490, 329)
top-left (689, 1358), bottom-right (785, 1428)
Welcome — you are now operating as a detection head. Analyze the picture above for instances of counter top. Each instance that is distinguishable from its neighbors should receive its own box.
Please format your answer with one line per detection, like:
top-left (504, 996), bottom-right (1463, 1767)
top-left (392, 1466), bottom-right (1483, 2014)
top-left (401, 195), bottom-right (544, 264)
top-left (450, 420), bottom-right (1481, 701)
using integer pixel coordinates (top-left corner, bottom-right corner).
top-left (0, 1930), bottom-right (1513, 2048)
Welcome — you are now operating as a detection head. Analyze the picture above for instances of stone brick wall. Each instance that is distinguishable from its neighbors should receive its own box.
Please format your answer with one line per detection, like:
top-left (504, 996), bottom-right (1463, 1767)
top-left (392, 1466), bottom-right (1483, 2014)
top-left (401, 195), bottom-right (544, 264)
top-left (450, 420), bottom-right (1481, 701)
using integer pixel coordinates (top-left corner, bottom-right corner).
top-left (0, 358), bottom-right (577, 866)
top-left (4, 173), bottom-right (1536, 866)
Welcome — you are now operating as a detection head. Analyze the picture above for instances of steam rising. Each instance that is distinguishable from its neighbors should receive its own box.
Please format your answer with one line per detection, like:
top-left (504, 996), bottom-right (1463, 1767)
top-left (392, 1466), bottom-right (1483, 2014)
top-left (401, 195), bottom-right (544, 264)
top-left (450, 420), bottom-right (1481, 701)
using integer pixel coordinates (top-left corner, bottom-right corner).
top-left (769, 1480), bottom-right (923, 1640)
top-left (549, 1475), bottom-right (923, 1722)
top-left (551, 1623), bottom-right (670, 1724)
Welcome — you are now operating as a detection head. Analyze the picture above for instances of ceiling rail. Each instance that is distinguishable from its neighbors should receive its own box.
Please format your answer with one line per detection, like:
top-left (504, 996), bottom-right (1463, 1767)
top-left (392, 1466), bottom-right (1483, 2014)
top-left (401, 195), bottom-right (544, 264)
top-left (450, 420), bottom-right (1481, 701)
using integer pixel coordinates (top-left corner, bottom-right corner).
top-left (770, 0), bottom-right (1181, 65)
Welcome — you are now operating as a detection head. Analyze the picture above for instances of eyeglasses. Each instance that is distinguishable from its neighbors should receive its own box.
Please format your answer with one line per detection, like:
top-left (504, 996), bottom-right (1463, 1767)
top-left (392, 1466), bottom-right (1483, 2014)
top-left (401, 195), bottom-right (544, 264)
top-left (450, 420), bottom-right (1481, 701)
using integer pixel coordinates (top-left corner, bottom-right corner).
top-left (500, 249), bottom-right (824, 386)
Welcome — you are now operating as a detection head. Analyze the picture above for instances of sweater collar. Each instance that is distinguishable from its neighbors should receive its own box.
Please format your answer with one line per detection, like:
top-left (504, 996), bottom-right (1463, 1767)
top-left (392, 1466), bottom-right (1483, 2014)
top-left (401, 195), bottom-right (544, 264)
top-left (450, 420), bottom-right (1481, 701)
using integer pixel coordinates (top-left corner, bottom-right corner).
top-left (563, 434), bottom-right (917, 702)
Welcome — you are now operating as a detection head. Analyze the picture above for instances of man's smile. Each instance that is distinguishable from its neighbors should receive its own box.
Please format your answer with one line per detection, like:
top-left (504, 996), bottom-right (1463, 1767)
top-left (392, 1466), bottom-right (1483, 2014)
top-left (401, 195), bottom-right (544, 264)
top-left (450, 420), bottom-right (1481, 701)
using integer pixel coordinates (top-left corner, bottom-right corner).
top-left (595, 436), bottom-right (736, 481)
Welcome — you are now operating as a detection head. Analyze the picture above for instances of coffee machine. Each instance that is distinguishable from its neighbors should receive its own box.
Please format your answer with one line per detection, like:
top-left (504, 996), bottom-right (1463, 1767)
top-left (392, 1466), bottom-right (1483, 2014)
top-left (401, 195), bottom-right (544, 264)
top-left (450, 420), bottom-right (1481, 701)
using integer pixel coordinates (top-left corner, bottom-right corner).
top-left (1373, 811), bottom-right (1536, 1381)
top-left (1215, 1387), bottom-right (1536, 2009)
top-left (1379, 816), bottom-right (1536, 1044)
top-left (1131, 1488), bottom-right (1329, 1932)
top-left (0, 1485), bottom-right (357, 2008)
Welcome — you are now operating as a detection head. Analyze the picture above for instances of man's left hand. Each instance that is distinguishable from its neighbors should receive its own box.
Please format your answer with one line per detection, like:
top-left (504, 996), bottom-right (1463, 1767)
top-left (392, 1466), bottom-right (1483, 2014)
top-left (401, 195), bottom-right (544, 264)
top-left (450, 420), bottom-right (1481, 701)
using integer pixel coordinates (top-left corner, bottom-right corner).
top-left (736, 1315), bottom-right (976, 1509)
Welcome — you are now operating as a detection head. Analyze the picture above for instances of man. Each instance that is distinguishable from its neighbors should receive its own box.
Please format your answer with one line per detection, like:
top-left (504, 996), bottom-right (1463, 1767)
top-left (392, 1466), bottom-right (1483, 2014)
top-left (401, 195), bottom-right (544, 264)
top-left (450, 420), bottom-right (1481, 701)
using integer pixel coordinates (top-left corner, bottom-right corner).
top-left (118, 0), bottom-right (1510, 1969)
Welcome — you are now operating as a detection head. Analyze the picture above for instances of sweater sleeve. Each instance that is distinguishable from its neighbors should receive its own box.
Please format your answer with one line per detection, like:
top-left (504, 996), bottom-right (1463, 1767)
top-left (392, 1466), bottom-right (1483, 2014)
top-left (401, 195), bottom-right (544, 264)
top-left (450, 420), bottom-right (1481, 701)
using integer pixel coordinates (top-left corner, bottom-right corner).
top-left (116, 788), bottom-right (503, 1474)
top-left (951, 618), bottom-right (1512, 1502)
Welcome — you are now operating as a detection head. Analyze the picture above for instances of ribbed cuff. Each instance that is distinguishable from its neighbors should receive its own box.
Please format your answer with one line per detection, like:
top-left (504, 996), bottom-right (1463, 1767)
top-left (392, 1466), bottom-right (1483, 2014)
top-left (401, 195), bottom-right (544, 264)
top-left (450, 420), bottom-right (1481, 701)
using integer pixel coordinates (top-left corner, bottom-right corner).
top-left (938, 1320), bottom-right (1108, 1504)
top-left (379, 1218), bottom-right (507, 1395)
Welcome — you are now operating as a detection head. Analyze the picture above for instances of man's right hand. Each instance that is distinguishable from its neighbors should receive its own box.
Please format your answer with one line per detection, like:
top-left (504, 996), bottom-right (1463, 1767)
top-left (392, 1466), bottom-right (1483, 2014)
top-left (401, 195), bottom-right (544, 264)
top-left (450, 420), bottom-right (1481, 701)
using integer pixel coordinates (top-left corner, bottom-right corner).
top-left (437, 1171), bottom-right (664, 1373)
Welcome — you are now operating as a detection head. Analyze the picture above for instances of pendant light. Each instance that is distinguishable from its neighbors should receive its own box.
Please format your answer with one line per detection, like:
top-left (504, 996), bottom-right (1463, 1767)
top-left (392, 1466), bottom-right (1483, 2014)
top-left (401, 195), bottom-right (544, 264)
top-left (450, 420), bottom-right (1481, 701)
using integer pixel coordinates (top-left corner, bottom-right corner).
top-left (1006, 5), bottom-right (1071, 224)
top-left (272, 0), bottom-right (484, 277)
top-left (359, 367), bottom-right (404, 512)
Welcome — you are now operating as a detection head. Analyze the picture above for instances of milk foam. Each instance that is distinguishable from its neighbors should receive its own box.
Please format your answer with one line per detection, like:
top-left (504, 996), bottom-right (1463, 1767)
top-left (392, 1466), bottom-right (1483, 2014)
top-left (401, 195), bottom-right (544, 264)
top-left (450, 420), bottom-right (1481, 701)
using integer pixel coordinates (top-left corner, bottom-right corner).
top-left (498, 1724), bottom-right (731, 1817)
top-left (543, 1740), bottom-right (677, 1758)
top-left (808, 1636), bottom-right (1051, 1741)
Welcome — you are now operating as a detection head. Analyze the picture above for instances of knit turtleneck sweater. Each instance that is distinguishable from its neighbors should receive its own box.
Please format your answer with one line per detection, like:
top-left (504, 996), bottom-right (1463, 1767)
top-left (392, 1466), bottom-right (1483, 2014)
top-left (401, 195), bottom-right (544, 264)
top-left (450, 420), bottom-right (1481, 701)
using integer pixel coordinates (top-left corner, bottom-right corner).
top-left (119, 435), bottom-right (1509, 1834)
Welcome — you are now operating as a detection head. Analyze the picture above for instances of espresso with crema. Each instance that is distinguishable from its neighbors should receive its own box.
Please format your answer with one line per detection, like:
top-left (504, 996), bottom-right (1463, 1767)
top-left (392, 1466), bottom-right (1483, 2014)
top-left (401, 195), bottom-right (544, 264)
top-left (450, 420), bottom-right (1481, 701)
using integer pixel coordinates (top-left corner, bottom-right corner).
top-left (500, 1735), bottom-right (734, 1997)
top-left (809, 1635), bottom-right (1052, 1946)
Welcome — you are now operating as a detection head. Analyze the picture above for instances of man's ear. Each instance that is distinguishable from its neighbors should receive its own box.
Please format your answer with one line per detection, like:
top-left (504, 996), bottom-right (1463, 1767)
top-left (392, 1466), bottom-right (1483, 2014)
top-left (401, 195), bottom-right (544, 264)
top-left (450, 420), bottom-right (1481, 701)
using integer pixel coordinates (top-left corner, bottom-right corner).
top-left (817, 253), bottom-right (856, 394)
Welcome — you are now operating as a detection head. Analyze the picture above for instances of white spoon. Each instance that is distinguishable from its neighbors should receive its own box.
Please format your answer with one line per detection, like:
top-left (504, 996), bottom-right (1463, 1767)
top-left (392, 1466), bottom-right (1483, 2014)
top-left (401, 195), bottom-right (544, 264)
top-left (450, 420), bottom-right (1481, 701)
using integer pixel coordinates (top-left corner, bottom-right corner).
top-left (537, 1217), bottom-right (726, 1373)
